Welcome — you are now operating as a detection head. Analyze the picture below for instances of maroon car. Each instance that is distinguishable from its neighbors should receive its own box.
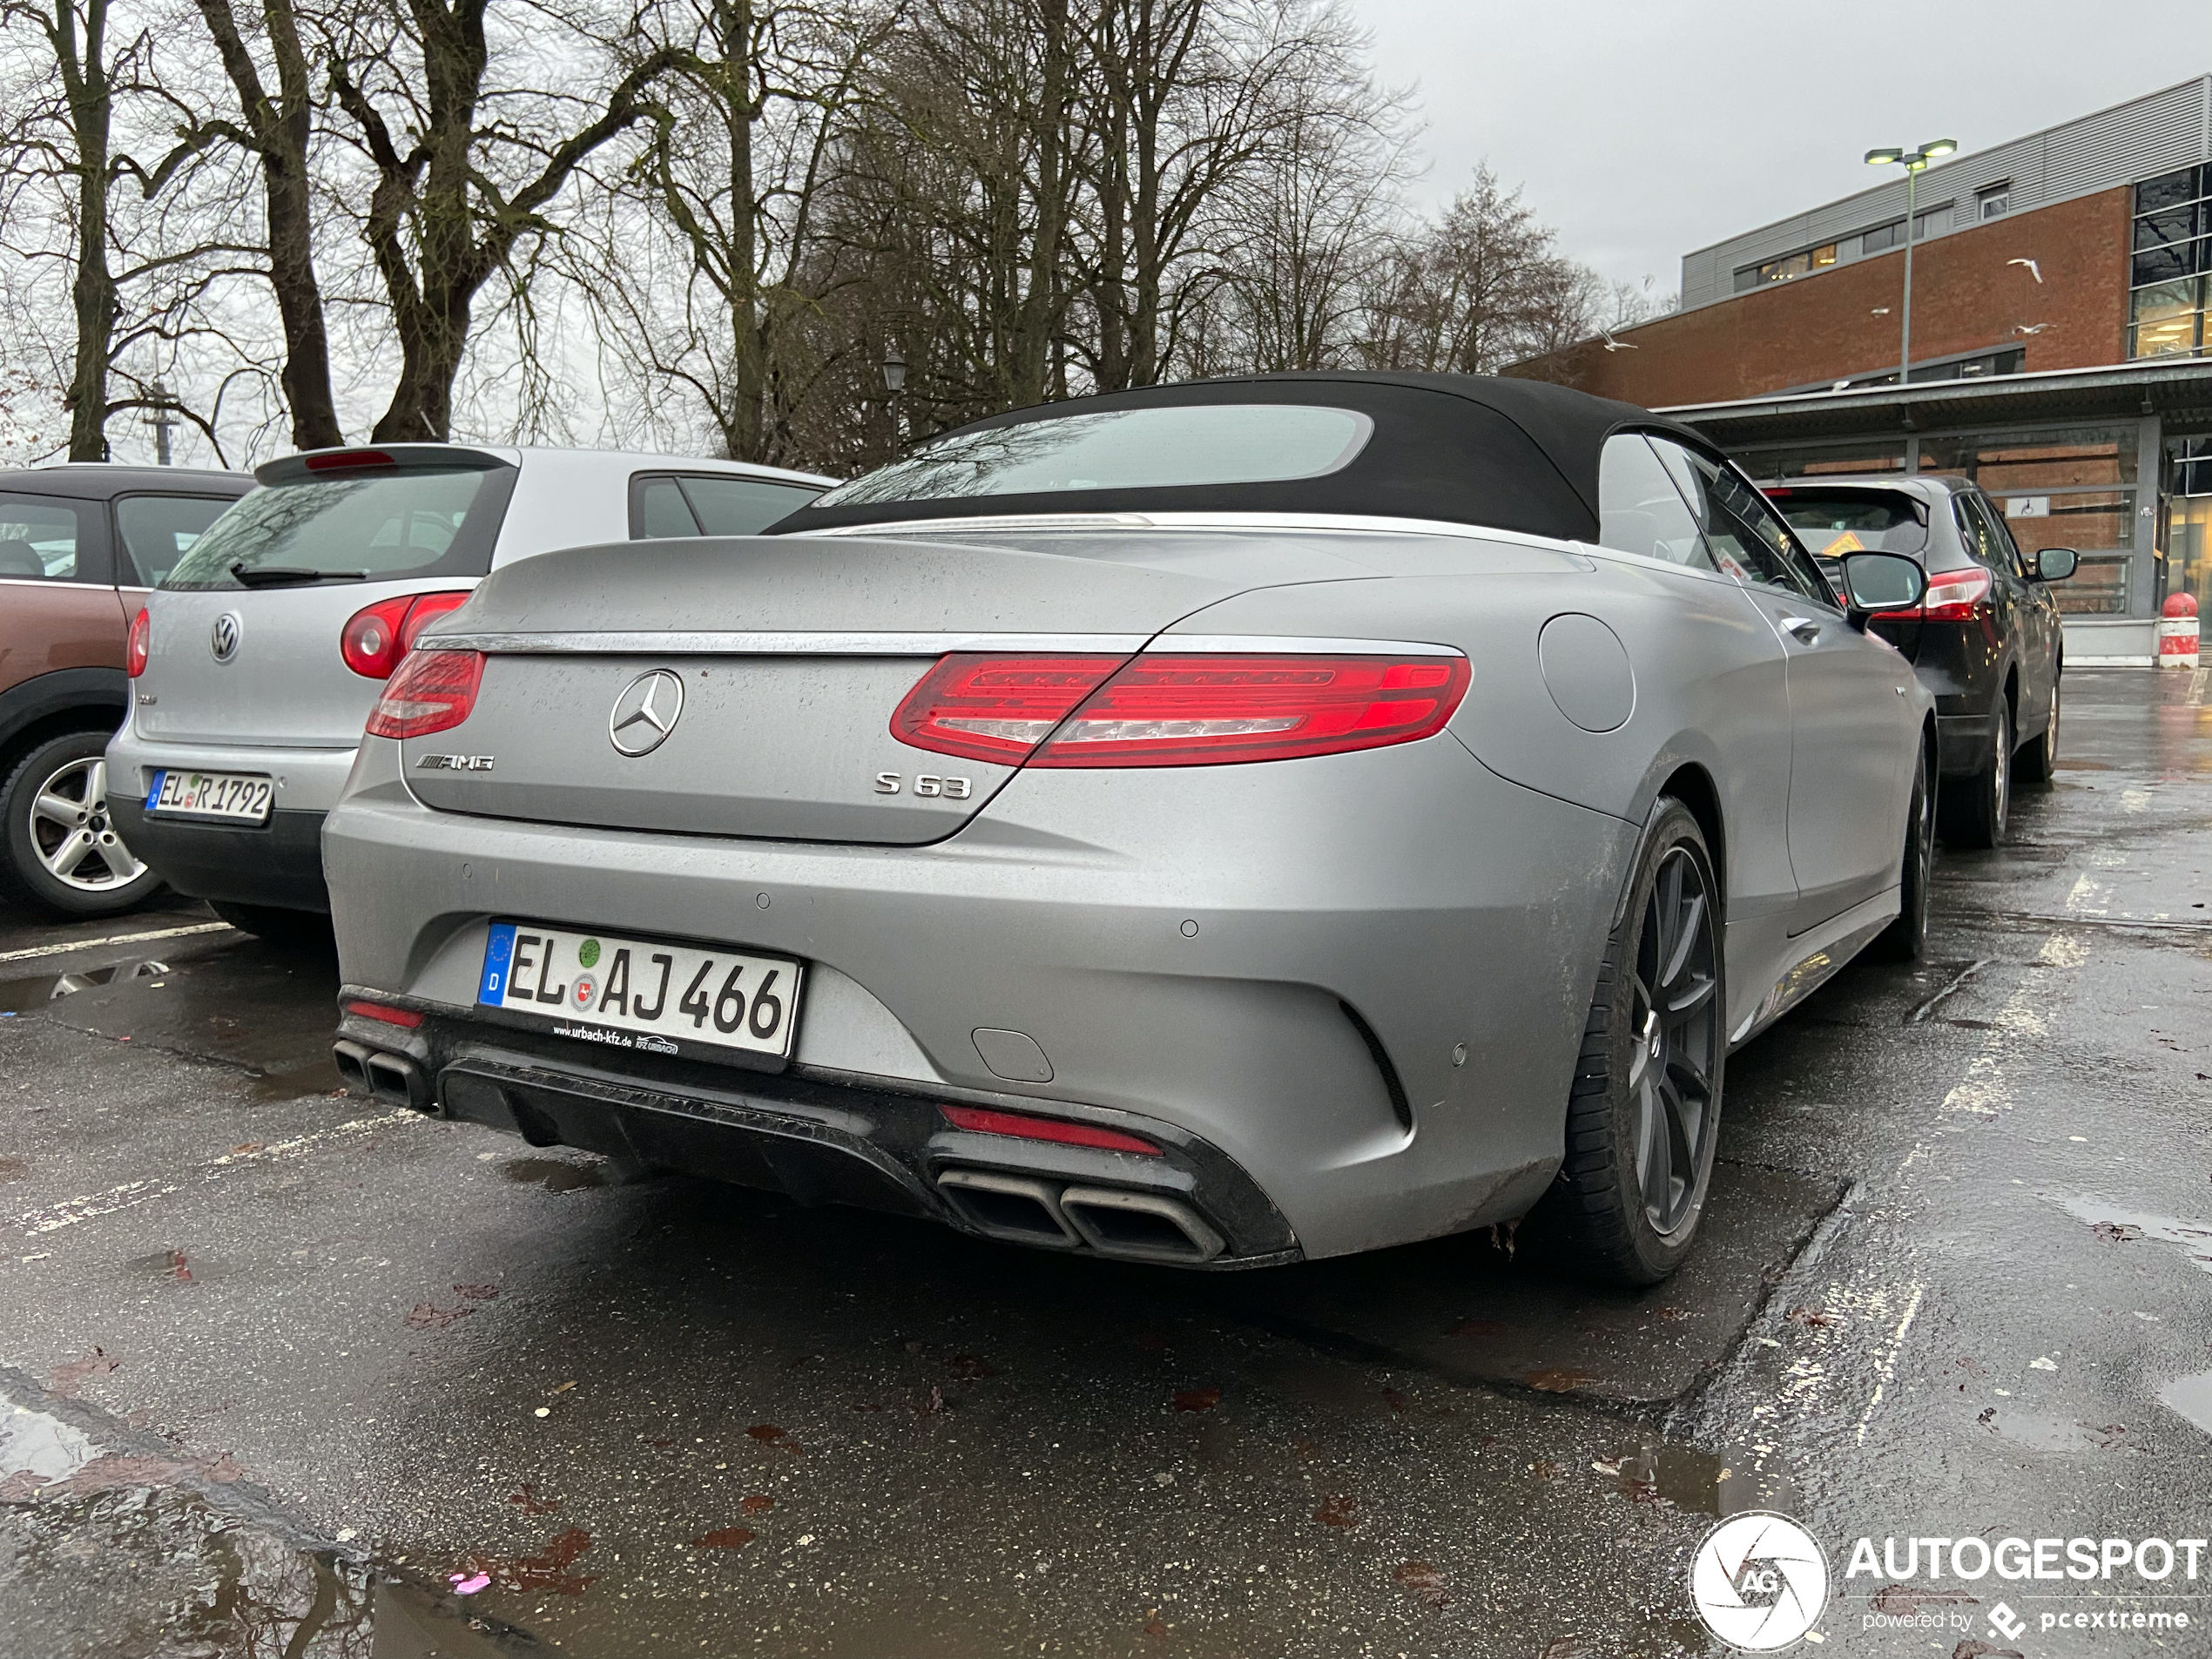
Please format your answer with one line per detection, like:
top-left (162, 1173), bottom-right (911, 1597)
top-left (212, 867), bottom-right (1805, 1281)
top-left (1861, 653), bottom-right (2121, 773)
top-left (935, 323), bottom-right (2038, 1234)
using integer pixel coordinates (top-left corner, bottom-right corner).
top-left (0, 463), bottom-right (253, 915)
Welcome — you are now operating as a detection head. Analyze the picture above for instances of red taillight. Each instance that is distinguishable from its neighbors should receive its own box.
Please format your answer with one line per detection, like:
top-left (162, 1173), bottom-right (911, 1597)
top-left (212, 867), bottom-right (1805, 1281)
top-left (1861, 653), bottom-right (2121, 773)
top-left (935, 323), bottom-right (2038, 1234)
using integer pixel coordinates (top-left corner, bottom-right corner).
top-left (1879, 564), bottom-right (1991, 623)
top-left (938, 1103), bottom-right (1160, 1156)
top-left (890, 654), bottom-right (1124, 764)
top-left (304, 448), bottom-right (396, 471)
top-left (891, 651), bottom-right (1472, 769)
top-left (365, 649), bottom-right (483, 738)
top-left (344, 998), bottom-right (424, 1028)
top-left (341, 590), bottom-right (472, 678)
top-left (126, 607), bottom-right (150, 678)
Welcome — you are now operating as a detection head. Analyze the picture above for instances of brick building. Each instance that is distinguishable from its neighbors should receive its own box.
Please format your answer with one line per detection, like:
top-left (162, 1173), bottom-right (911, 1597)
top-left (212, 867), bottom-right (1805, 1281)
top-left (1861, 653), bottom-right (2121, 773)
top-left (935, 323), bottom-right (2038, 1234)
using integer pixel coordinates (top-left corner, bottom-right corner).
top-left (1514, 77), bottom-right (2212, 661)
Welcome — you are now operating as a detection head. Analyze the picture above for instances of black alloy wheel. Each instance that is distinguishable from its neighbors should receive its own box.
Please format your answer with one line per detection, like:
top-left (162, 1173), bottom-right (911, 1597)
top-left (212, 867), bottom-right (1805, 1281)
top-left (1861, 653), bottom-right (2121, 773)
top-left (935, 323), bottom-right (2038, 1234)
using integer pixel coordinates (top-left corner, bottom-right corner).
top-left (1876, 738), bottom-right (1934, 961)
top-left (2017, 676), bottom-right (2060, 787)
top-left (1536, 799), bottom-right (1724, 1285)
top-left (1940, 698), bottom-right (2012, 849)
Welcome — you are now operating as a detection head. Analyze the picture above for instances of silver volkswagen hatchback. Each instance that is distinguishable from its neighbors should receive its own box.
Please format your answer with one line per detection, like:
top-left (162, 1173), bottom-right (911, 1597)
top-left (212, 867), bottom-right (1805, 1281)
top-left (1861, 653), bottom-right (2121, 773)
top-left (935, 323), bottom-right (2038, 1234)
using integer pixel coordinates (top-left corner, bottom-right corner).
top-left (108, 445), bottom-right (829, 936)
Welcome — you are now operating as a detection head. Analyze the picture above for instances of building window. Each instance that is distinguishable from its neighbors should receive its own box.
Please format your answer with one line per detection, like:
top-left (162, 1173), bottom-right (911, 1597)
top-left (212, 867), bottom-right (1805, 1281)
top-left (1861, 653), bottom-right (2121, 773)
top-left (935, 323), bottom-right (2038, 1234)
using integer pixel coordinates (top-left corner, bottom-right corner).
top-left (1861, 220), bottom-right (1904, 253)
top-left (1734, 243), bottom-right (1839, 290)
top-left (2130, 166), bottom-right (2212, 358)
top-left (1977, 183), bottom-right (2011, 219)
top-left (1912, 204), bottom-right (1952, 240)
top-left (2131, 278), bottom-right (2203, 358)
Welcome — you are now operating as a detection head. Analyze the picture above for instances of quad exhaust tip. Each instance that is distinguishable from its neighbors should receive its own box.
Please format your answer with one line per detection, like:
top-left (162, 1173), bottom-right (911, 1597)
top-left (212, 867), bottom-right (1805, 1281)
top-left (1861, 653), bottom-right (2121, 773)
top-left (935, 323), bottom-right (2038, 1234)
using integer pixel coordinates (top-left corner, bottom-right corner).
top-left (332, 1039), bottom-right (432, 1113)
top-left (1057, 1185), bottom-right (1224, 1264)
top-left (935, 1169), bottom-right (1223, 1263)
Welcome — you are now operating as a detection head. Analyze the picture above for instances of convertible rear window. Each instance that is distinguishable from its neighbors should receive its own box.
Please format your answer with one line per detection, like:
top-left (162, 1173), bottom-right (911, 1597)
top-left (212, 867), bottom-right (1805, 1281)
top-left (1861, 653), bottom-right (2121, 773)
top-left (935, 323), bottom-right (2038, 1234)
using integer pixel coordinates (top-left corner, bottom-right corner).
top-left (162, 465), bottom-right (514, 590)
top-left (1768, 488), bottom-right (1930, 556)
top-left (812, 403), bottom-right (1374, 508)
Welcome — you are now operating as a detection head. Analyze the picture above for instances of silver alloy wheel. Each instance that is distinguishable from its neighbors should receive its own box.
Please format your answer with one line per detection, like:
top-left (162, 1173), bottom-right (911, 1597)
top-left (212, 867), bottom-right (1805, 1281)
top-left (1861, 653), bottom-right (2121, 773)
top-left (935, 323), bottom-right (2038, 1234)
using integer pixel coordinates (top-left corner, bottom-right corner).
top-left (1628, 846), bottom-right (1721, 1237)
top-left (2045, 681), bottom-right (2060, 767)
top-left (27, 757), bottom-right (146, 892)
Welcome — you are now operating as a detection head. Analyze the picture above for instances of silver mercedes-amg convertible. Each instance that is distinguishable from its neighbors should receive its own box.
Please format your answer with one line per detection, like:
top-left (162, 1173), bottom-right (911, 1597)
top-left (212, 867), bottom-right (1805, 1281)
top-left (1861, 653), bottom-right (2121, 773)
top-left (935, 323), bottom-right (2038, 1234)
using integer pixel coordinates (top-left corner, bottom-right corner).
top-left (322, 374), bottom-right (1935, 1284)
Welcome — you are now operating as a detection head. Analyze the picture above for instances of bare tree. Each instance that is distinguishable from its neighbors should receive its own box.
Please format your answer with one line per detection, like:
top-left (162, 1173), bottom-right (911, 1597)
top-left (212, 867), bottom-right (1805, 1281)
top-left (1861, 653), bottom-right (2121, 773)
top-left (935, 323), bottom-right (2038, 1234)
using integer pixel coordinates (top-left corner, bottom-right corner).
top-left (1362, 165), bottom-right (1589, 376)
top-left (324, 0), bottom-right (683, 440)
top-left (185, 0), bottom-right (341, 448)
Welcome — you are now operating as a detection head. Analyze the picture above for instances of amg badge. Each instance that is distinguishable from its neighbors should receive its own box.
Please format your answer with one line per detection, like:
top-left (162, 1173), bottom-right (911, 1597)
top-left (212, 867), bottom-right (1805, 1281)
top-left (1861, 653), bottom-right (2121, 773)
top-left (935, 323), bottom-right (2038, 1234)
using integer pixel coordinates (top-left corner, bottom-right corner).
top-left (418, 753), bottom-right (496, 771)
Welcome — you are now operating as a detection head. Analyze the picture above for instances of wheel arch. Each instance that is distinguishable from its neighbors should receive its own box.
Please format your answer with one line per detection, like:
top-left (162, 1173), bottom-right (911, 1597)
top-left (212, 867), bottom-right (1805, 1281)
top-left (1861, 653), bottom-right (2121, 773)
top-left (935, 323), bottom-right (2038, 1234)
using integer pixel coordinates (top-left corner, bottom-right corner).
top-left (1656, 761), bottom-right (1726, 914)
top-left (0, 667), bottom-right (129, 787)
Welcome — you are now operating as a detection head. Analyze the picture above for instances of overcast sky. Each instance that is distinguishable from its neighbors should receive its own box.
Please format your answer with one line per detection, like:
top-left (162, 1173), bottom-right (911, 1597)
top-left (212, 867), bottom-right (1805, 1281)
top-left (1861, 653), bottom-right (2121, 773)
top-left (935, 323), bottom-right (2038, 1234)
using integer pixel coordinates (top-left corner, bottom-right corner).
top-left (1355, 0), bottom-right (2210, 298)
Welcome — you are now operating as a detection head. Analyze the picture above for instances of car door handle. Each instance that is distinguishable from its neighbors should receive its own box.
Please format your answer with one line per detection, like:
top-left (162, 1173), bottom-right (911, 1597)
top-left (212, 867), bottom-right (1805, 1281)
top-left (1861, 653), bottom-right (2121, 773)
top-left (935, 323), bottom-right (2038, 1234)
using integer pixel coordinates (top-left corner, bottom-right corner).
top-left (1779, 616), bottom-right (1821, 644)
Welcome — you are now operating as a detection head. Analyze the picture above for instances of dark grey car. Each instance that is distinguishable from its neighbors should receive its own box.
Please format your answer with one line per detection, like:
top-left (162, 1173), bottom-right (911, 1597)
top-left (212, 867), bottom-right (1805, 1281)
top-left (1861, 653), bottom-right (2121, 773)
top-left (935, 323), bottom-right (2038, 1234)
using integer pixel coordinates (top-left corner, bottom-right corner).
top-left (1766, 475), bottom-right (2074, 847)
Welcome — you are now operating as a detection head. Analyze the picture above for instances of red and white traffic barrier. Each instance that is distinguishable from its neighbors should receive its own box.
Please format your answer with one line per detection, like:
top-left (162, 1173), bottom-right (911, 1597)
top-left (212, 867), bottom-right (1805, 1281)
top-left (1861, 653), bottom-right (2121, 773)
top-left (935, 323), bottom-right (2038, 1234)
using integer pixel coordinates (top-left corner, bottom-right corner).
top-left (2159, 591), bottom-right (2199, 670)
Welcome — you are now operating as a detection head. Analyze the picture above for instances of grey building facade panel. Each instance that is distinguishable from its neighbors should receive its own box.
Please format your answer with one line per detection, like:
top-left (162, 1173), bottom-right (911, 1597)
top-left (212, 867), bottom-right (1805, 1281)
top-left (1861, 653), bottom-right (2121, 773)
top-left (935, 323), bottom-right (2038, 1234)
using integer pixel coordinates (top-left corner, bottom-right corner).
top-left (1680, 76), bottom-right (2212, 311)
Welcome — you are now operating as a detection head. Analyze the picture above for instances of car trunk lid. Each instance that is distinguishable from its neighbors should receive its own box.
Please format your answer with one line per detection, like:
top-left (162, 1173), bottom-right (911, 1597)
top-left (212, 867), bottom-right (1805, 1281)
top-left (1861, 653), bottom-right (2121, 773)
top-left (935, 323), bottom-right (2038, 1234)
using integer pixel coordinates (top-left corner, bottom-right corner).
top-left (138, 448), bottom-right (516, 746)
top-left (398, 529), bottom-right (1341, 844)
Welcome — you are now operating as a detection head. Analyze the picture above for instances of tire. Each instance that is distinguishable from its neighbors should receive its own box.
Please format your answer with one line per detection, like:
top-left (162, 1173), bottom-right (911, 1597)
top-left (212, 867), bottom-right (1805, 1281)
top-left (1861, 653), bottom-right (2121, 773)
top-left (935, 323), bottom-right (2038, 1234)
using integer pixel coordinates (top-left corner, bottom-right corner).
top-left (1875, 738), bottom-right (1934, 962)
top-left (0, 730), bottom-right (165, 919)
top-left (1534, 799), bottom-right (1725, 1285)
top-left (1939, 698), bottom-right (2012, 850)
top-left (209, 900), bottom-right (333, 950)
top-left (2016, 676), bottom-right (2059, 787)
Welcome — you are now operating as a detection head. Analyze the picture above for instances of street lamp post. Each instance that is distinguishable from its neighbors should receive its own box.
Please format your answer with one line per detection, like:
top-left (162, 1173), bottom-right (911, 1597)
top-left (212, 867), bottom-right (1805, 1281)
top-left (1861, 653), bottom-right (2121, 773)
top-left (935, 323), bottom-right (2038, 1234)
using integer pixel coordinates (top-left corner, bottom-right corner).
top-left (880, 346), bottom-right (907, 443)
top-left (1865, 139), bottom-right (1959, 387)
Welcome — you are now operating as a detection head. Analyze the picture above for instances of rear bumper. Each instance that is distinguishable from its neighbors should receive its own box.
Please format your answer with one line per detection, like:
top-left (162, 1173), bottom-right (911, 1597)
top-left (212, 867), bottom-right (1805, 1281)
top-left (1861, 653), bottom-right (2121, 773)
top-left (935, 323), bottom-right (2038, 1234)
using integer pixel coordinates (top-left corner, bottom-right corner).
top-left (108, 799), bottom-right (328, 911)
top-left (1935, 708), bottom-right (2001, 777)
top-left (322, 731), bottom-right (1638, 1260)
top-left (105, 730), bottom-right (356, 910)
top-left (334, 1002), bottom-right (1298, 1267)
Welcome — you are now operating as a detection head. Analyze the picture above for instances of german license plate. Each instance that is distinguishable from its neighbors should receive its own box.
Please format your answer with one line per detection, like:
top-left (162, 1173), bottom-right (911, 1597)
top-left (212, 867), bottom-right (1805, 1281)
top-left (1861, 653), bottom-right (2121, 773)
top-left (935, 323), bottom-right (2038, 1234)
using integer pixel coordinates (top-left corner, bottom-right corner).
top-left (145, 768), bottom-right (273, 824)
top-left (476, 921), bottom-right (803, 1061)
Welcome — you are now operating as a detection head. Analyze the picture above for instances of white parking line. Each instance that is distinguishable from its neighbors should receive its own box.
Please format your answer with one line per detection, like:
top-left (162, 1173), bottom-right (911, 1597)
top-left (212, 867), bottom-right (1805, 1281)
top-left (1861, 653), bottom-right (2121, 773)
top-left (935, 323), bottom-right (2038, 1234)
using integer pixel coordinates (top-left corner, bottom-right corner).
top-left (10, 1112), bottom-right (415, 1238)
top-left (0, 921), bottom-right (233, 967)
top-left (1853, 1281), bottom-right (1927, 1444)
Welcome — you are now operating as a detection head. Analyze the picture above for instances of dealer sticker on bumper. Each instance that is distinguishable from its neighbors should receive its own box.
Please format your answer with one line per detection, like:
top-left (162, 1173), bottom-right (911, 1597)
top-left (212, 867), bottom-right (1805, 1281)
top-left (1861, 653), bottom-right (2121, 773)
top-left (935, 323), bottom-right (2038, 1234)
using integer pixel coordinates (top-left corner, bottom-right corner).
top-left (477, 921), bottom-right (803, 1061)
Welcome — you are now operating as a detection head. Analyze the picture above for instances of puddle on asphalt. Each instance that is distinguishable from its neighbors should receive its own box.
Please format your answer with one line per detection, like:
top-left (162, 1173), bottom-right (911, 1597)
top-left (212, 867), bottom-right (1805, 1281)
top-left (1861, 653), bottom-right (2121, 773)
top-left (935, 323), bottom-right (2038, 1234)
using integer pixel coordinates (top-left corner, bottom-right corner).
top-left (1984, 1408), bottom-right (2107, 1453)
top-left (251, 1055), bottom-right (345, 1101)
top-left (2054, 1193), bottom-right (2212, 1271)
top-left (1603, 1437), bottom-right (1801, 1518)
top-left (502, 1157), bottom-right (610, 1193)
top-left (0, 959), bottom-right (167, 1015)
top-left (0, 1402), bottom-right (98, 1498)
top-left (0, 1390), bottom-right (538, 1654)
top-left (2157, 1372), bottom-right (2212, 1435)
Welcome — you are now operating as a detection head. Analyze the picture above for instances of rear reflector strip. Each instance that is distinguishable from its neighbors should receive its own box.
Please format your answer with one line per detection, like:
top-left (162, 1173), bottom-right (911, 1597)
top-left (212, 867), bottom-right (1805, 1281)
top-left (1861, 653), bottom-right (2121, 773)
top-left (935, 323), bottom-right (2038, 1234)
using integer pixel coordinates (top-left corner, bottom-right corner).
top-left (892, 651), bottom-right (1471, 768)
top-left (344, 999), bottom-right (424, 1028)
top-left (939, 1104), bottom-right (1160, 1156)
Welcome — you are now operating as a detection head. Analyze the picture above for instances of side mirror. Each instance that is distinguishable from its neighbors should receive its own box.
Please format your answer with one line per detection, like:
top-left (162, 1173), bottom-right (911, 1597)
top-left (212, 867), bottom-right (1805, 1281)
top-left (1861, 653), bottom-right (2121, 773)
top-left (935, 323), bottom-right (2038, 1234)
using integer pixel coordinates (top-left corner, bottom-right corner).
top-left (2034, 547), bottom-right (2079, 582)
top-left (1838, 551), bottom-right (1926, 629)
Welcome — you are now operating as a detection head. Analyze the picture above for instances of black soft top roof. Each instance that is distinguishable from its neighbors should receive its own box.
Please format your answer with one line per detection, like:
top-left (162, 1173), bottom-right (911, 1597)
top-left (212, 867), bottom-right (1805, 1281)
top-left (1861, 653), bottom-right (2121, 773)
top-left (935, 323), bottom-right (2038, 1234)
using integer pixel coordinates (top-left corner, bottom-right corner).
top-left (766, 372), bottom-right (1716, 543)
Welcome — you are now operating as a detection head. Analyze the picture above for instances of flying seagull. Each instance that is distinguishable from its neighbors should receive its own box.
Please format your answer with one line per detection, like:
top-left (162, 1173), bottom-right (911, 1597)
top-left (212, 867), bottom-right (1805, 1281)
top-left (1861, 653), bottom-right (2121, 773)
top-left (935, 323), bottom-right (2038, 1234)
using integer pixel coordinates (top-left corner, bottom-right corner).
top-left (2008, 258), bottom-right (2043, 283)
top-left (1871, 307), bottom-right (1892, 315)
top-left (2013, 321), bottom-right (2051, 335)
top-left (1595, 325), bottom-right (1637, 352)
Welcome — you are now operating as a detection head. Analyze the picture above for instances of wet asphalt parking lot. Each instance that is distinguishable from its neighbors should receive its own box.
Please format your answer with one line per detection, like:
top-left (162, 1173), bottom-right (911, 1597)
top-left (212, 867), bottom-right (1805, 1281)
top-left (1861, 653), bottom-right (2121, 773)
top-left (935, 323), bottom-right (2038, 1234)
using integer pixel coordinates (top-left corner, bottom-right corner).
top-left (0, 668), bottom-right (2206, 1659)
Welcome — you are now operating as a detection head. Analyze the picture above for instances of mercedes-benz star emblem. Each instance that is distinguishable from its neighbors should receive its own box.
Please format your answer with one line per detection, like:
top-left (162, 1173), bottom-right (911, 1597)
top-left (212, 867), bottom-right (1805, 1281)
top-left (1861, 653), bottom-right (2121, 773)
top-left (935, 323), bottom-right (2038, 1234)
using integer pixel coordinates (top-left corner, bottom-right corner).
top-left (609, 669), bottom-right (685, 756)
top-left (210, 612), bottom-right (242, 663)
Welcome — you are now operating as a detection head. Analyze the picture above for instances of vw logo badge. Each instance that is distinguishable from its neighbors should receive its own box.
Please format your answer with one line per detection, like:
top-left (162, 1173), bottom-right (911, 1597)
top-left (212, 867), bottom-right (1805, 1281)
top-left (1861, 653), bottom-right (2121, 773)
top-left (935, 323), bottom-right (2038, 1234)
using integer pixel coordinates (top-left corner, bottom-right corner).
top-left (210, 612), bottom-right (242, 663)
top-left (609, 669), bottom-right (685, 756)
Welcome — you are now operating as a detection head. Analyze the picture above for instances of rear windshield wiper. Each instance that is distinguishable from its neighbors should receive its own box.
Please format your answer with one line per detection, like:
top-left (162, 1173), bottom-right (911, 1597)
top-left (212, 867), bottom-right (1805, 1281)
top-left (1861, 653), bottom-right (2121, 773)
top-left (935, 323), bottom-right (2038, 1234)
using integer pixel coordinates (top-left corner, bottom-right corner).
top-left (230, 563), bottom-right (370, 587)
